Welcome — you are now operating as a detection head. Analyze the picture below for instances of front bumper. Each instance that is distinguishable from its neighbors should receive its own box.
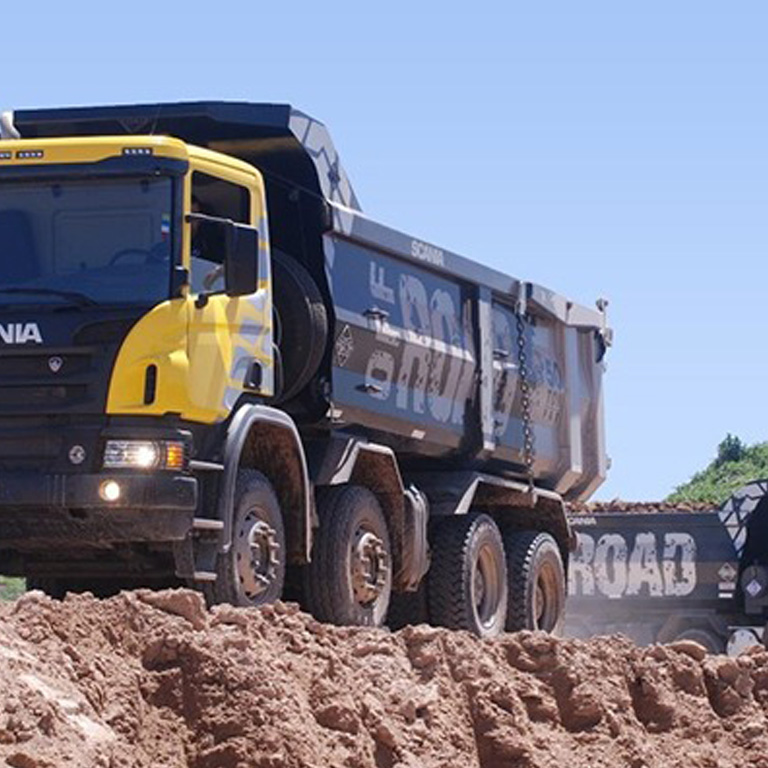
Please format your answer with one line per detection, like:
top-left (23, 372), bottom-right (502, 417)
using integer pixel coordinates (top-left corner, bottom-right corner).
top-left (0, 470), bottom-right (198, 546)
top-left (0, 470), bottom-right (196, 510)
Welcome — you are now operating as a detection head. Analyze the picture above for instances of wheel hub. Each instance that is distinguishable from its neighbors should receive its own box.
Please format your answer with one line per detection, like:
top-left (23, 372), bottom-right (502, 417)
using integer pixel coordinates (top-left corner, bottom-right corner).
top-left (235, 513), bottom-right (281, 600)
top-left (351, 529), bottom-right (389, 605)
top-left (472, 544), bottom-right (502, 629)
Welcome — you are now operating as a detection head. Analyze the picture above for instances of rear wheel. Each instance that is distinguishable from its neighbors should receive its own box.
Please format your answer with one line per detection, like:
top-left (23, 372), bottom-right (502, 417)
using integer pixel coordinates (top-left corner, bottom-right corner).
top-left (504, 530), bottom-right (565, 634)
top-left (305, 485), bottom-right (392, 627)
top-left (670, 626), bottom-right (725, 654)
top-left (428, 513), bottom-right (508, 638)
top-left (205, 469), bottom-right (285, 608)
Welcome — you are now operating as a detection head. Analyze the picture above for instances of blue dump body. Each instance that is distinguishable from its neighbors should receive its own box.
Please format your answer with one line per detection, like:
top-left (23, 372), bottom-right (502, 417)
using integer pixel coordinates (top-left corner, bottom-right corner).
top-left (565, 484), bottom-right (768, 651)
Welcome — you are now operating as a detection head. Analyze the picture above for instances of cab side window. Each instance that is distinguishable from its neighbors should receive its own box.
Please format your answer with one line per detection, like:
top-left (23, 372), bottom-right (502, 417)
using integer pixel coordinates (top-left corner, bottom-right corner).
top-left (190, 173), bottom-right (250, 294)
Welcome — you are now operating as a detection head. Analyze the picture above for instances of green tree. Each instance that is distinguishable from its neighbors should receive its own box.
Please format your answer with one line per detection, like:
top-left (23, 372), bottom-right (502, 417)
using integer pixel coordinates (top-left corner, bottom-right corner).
top-left (667, 437), bottom-right (768, 506)
top-left (715, 433), bottom-right (746, 466)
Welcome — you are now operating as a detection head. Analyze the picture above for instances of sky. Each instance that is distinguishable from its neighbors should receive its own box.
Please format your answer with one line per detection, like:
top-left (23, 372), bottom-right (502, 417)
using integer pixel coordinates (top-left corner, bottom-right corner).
top-left (2, 1), bottom-right (766, 501)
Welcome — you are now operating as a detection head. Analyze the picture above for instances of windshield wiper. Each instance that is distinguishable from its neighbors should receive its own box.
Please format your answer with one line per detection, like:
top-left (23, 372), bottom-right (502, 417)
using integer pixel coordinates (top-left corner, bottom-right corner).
top-left (0, 288), bottom-right (97, 307)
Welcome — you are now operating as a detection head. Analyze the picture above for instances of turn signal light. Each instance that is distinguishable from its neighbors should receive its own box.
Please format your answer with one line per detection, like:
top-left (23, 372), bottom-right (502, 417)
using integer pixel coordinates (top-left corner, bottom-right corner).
top-left (103, 440), bottom-right (187, 471)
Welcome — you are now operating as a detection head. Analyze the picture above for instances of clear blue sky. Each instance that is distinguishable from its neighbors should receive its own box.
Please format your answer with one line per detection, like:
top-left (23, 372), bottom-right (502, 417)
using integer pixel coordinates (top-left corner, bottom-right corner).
top-left (3, 2), bottom-right (766, 500)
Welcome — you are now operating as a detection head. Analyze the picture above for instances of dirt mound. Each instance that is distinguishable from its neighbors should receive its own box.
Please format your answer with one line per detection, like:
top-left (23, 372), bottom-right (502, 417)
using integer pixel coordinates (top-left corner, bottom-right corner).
top-left (0, 590), bottom-right (766, 768)
top-left (568, 500), bottom-right (718, 514)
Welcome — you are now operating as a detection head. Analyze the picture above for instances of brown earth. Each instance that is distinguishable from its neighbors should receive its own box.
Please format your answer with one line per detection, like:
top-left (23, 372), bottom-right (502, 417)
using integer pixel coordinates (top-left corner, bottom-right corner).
top-left (0, 589), bottom-right (766, 768)
top-left (567, 500), bottom-right (718, 514)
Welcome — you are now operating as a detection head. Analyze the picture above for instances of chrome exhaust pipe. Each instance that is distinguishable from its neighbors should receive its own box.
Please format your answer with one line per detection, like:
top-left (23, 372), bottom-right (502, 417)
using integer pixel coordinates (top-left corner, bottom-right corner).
top-left (0, 111), bottom-right (20, 140)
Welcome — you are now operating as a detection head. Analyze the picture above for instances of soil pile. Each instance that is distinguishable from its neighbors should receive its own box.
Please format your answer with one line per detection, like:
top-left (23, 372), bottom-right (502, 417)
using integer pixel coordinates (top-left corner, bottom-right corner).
top-left (568, 500), bottom-right (718, 514)
top-left (0, 589), bottom-right (766, 768)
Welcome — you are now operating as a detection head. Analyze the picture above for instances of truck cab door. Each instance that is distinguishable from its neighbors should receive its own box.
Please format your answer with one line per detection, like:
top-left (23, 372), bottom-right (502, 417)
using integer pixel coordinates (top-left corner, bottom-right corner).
top-left (184, 166), bottom-right (273, 423)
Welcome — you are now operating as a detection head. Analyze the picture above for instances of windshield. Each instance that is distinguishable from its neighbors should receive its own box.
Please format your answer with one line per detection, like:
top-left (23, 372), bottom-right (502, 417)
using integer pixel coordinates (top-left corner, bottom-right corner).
top-left (0, 176), bottom-right (174, 307)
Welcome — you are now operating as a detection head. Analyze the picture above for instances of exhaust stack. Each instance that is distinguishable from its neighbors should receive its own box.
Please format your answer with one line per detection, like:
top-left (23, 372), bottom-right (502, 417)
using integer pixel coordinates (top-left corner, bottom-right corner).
top-left (0, 111), bottom-right (20, 139)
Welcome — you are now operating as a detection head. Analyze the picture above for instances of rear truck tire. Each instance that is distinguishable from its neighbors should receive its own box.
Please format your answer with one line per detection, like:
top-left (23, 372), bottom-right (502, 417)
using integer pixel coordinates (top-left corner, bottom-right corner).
top-left (504, 530), bottom-right (565, 634)
top-left (428, 513), bottom-right (508, 639)
top-left (305, 485), bottom-right (392, 627)
top-left (272, 250), bottom-right (328, 402)
top-left (670, 626), bottom-right (725, 654)
top-left (205, 469), bottom-right (286, 608)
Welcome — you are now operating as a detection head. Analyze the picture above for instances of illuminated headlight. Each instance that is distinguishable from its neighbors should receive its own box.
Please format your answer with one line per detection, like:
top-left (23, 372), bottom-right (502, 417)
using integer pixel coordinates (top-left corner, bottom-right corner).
top-left (103, 440), bottom-right (186, 471)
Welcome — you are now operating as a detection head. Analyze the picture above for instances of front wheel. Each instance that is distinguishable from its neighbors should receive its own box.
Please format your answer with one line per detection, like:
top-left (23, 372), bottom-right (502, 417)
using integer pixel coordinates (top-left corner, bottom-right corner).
top-left (205, 469), bottom-right (285, 608)
top-left (305, 485), bottom-right (392, 627)
top-left (504, 530), bottom-right (565, 634)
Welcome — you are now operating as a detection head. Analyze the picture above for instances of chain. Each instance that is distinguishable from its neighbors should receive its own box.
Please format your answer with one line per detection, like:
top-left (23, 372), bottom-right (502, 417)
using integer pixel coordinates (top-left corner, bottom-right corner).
top-left (515, 310), bottom-right (536, 490)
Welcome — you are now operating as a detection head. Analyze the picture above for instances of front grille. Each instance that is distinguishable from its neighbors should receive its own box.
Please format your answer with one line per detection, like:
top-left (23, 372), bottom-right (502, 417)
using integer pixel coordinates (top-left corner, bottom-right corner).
top-left (0, 310), bottom-right (140, 417)
top-left (0, 352), bottom-right (91, 379)
top-left (0, 346), bottom-right (106, 415)
top-left (0, 433), bottom-right (62, 469)
top-left (0, 384), bottom-right (89, 408)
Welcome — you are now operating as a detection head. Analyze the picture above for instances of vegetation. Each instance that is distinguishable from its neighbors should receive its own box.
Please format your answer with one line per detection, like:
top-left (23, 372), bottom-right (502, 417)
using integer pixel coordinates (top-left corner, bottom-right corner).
top-left (667, 435), bottom-right (768, 505)
top-left (0, 577), bottom-right (25, 601)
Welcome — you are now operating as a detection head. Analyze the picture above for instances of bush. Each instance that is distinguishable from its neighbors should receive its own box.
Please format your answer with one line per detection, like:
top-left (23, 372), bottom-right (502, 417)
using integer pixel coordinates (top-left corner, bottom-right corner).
top-left (0, 577), bottom-right (26, 601)
top-left (667, 437), bottom-right (768, 506)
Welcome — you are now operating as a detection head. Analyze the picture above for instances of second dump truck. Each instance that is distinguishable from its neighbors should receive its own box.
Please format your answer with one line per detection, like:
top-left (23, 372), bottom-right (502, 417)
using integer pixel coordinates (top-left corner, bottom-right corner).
top-left (0, 102), bottom-right (610, 636)
top-left (566, 481), bottom-right (768, 653)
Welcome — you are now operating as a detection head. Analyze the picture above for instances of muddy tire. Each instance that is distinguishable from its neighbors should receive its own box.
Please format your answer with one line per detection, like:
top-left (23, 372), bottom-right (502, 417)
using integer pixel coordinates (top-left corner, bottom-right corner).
top-left (671, 626), bottom-right (725, 654)
top-left (272, 250), bottom-right (328, 402)
top-left (205, 469), bottom-right (285, 608)
top-left (428, 513), bottom-right (508, 638)
top-left (305, 485), bottom-right (392, 627)
top-left (504, 530), bottom-right (565, 634)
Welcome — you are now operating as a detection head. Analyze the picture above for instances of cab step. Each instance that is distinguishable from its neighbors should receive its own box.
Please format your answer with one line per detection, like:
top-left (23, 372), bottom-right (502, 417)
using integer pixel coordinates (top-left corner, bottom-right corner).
top-left (193, 518), bottom-right (224, 531)
top-left (192, 570), bottom-right (217, 582)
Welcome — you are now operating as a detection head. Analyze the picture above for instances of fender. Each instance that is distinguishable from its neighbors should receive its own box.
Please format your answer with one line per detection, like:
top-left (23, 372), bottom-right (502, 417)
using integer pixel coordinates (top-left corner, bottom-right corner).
top-left (219, 404), bottom-right (312, 562)
top-left (408, 469), bottom-right (571, 568)
top-left (305, 435), bottom-right (428, 590)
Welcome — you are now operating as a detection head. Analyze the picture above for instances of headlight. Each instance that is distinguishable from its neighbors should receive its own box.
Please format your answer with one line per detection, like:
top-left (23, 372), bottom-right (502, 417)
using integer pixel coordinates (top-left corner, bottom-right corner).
top-left (103, 440), bottom-right (186, 471)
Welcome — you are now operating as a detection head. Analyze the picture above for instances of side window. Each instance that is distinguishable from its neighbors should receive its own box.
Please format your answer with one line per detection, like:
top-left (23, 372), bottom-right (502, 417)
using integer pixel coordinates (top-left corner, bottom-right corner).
top-left (190, 172), bottom-right (250, 294)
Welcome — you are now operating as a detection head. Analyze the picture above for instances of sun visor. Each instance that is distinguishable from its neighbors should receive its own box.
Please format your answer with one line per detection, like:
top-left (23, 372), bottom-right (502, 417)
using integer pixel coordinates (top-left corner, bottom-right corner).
top-left (13, 101), bottom-right (361, 211)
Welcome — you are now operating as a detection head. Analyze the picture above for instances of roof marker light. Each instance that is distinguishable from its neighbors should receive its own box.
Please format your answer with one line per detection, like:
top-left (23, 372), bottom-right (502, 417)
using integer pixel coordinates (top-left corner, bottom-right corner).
top-left (123, 147), bottom-right (154, 156)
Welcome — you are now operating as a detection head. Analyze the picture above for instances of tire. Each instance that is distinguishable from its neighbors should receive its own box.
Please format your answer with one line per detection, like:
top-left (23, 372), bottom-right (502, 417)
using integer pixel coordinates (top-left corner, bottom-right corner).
top-left (428, 513), bottom-right (508, 638)
top-left (671, 627), bottom-right (725, 654)
top-left (272, 250), bottom-right (328, 402)
top-left (305, 485), bottom-right (392, 627)
top-left (504, 530), bottom-right (565, 634)
top-left (205, 469), bottom-right (285, 608)
top-left (26, 577), bottom-right (68, 599)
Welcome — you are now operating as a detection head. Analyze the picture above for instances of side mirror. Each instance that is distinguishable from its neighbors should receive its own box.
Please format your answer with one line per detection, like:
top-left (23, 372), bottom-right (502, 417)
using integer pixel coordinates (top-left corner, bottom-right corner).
top-left (225, 223), bottom-right (259, 297)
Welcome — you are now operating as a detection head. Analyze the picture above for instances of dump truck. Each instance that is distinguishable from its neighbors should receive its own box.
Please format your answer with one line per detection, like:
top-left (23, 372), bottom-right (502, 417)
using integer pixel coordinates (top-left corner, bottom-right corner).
top-left (0, 102), bottom-right (610, 637)
top-left (565, 480), bottom-right (768, 653)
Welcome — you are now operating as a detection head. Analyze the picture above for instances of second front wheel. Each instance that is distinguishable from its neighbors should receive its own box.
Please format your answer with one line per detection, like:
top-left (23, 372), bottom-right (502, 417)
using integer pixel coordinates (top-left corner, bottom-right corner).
top-left (305, 485), bottom-right (392, 627)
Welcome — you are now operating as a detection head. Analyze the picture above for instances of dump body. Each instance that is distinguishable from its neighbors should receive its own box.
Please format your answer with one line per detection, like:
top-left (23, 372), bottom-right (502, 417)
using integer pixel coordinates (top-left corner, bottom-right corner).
top-left (14, 102), bottom-right (609, 500)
